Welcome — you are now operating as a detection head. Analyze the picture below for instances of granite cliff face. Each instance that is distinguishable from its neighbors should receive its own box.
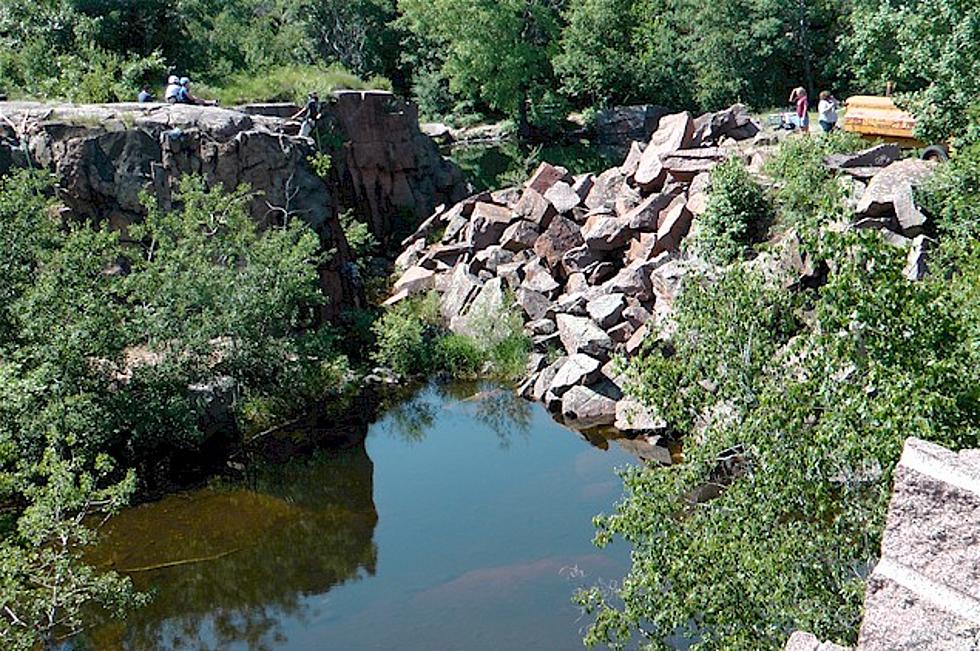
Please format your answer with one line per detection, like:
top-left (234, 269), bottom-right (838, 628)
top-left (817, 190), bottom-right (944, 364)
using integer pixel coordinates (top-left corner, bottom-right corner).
top-left (0, 91), bottom-right (467, 316)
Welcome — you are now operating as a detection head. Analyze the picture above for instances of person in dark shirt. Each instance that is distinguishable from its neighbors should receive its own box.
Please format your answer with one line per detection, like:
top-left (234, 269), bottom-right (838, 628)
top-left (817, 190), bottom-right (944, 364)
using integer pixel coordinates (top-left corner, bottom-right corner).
top-left (137, 86), bottom-right (154, 103)
top-left (290, 91), bottom-right (321, 137)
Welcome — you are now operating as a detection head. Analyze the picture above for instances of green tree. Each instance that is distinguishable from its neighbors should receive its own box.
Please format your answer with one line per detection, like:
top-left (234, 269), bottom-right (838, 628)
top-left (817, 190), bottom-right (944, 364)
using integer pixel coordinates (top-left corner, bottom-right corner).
top-left (398, 0), bottom-right (564, 136)
top-left (844, 0), bottom-right (980, 144)
top-left (0, 446), bottom-right (144, 651)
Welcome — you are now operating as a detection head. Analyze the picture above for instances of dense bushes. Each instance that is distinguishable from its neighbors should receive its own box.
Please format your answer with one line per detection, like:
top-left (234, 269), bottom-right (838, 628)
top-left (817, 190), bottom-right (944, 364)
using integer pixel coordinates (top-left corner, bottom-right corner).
top-left (690, 157), bottom-right (775, 264)
top-left (0, 169), bottom-right (359, 648)
top-left (372, 292), bottom-right (529, 380)
top-left (579, 139), bottom-right (980, 650)
top-left (0, 171), bottom-right (350, 477)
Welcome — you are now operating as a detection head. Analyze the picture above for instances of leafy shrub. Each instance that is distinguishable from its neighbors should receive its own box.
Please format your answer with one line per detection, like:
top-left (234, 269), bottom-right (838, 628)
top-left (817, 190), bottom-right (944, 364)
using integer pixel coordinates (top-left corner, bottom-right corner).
top-left (763, 132), bottom-right (866, 236)
top-left (921, 142), bottom-right (980, 242)
top-left (691, 157), bottom-right (774, 264)
top-left (434, 335), bottom-right (485, 377)
top-left (371, 292), bottom-right (529, 380)
top-left (371, 292), bottom-right (442, 376)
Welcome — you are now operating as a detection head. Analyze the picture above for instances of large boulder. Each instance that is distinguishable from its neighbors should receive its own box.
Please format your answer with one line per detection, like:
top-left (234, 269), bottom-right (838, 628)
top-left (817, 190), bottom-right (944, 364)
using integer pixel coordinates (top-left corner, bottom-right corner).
top-left (581, 213), bottom-right (633, 251)
top-left (500, 220), bottom-right (540, 252)
top-left (855, 159), bottom-right (937, 236)
top-left (652, 199), bottom-right (693, 255)
top-left (634, 112), bottom-right (695, 190)
top-left (561, 381), bottom-right (621, 429)
top-left (524, 161), bottom-right (572, 195)
top-left (857, 437), bottom-right (980, 651)
top-left (661, 148), bottom-right (730, 183)
top-left (466, 201), bottom-right (515, 249)
top-left (534, 214), bottom-right (585, 270)
top-left (585, 168), bottom-right (628, 211)
top-left (624, 186), bottom-right (685, 231)
top-left (544, 180), bottom-right (583, 214)
top-left (556, 314), bottom-right (614, 358)
top-left (521, 259), bottom-right (560, 294)
top-left (547, 353), bottom-right (603, 399)
top-left (440, 264), bottom-right (482, 320)
top-left (586, 293), bottom-right (627, 329)
top-left (825, 143), bottom-right (901, 171)
top-left (449, 277), bottom-right (511, 344)
top-left (692, 104), bottom-right (760, 146)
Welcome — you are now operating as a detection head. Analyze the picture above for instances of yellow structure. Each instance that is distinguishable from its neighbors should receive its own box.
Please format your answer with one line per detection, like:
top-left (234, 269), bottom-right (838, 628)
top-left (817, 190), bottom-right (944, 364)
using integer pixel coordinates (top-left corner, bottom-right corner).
top-left (842, 95), bottom-right (924, 148)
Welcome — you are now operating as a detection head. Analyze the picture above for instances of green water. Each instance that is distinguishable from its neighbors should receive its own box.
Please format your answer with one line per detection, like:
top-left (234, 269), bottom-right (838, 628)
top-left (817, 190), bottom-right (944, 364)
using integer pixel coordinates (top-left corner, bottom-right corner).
top-left (85, 383), bottom-right (636, 650)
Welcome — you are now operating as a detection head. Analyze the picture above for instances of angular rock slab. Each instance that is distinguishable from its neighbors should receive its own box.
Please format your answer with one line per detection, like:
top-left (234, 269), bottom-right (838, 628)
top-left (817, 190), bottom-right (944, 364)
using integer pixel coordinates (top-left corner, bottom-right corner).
top-left (449, 277), bottom-right (510, 345)
top-left (545, 180), bottom-right (583, 214)
top-left (467, 201), bottom-right (516, 250)
top-left (634, 112), bottom-right (695, 190)
top-left (587, 293), bottom-right (627, 329)
top-left (561, 381), bottom-right (621, 429)
top-left (548, 353), bottom-right (603, 400)
top-left (556, 314), bottom-right (614, 359)
top-left (855, 159), bottom-right (936, 236)
top-left (500, 219), bottom-right (540, 252)
top-left (857, 437), bottom-right (980, 651)
top-left (581, 213), bottom-right (633, 252)
top-left (534, 214), bottom-right (585, 270)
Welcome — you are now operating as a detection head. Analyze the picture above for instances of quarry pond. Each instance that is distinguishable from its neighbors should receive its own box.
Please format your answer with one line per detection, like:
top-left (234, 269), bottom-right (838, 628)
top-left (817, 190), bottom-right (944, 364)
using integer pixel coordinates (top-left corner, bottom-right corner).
top-left (82, 383), bottom-right (638, 650)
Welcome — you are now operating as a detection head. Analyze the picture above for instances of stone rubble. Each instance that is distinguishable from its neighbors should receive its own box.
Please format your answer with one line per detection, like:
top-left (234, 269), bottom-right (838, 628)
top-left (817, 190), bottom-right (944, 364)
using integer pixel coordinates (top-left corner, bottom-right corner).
top-left (388, 103), bottom-right (943, 454)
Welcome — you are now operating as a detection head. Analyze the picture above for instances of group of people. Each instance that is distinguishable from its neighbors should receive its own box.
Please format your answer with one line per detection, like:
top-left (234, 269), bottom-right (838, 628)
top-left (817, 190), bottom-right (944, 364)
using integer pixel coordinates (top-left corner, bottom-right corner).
top-left (136, 75), bottom-right (213, 105)
top-left (789, 86), bottom-right (840, 134)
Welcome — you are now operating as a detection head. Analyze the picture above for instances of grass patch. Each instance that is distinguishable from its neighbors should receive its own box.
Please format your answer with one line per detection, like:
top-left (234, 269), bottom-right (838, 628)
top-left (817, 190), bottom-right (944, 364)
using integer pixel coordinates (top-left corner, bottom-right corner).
top-left (195, 64), bottom-right (392, 106)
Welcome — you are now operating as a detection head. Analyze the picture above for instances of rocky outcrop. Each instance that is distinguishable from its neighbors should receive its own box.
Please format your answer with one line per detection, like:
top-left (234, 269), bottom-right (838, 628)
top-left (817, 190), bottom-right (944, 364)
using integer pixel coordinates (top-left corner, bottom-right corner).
top-left (387, 103), bottom-right (943, 450)
top-left (327, 91), bottom-right (468, 245)
top-left (0, 92), bottom-right (468, 316)
top-left (786, 437), bottom-right (980, 651)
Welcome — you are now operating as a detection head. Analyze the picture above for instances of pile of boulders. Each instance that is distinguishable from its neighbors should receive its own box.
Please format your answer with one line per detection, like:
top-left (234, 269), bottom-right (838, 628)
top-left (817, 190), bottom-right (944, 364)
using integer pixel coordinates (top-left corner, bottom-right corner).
top-left (389, 108), bottom-right (768, 436)
top-left (387, 103), bottom-right (943, 439)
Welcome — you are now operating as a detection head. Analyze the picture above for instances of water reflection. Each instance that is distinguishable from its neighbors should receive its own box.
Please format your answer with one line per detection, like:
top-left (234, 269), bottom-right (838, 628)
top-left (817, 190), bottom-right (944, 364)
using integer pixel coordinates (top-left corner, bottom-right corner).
top-left (85, 382), bottom-right (636, 651)
top-left (384, 382), bottom-right (532, 449)
top-left (85, 445), bottom-right (377, 650)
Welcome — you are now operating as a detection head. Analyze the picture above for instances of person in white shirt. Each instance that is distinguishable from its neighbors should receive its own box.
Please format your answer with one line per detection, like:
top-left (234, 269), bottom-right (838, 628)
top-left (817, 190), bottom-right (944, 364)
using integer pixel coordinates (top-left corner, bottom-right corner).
top-left (818, 91), bottom-right (839, 133)
top-left (164, 75), bottom-right (181, 103)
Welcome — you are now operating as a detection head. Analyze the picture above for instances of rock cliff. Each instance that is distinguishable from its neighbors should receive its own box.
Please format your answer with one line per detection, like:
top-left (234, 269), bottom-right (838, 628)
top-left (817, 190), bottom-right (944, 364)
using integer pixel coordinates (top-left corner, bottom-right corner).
top-left (0, 91), bottom-right (468, 316)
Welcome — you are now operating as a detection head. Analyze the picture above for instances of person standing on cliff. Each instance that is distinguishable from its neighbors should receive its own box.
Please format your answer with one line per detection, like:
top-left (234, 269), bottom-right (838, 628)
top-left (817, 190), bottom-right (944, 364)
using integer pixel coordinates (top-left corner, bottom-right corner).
top-left (291, 91), bottom-right (321, 138)
top-left (789, 87), bottom-right (809, 133)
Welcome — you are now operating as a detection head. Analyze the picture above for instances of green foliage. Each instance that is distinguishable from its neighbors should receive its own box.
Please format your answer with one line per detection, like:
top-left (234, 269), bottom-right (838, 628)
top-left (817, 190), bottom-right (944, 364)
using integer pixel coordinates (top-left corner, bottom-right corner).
top-left (844, 0), bottom-right (980, 145)
top-left (583, 228), bottom-right (980, 650)
top-left (197, 64), bottom-right (390, 106)
top-left (691, 157), bottom-right (775, 264)
top-left (372, 292), bottom-right (529, 380)
top-left (627, 269), bottom-right (799, 432)
top-left (340, 210), bottom-right (379, 263)
top-left (0, 170), bottom-right (348, 474)
top-left (921, 141), bottom-right (980, 242)
top-left (398, 0), bottom-right (562, 130)
top-left (0, 446), bottom-right (145, 651)
top-left (764, 131), bottom-right (866, 231)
